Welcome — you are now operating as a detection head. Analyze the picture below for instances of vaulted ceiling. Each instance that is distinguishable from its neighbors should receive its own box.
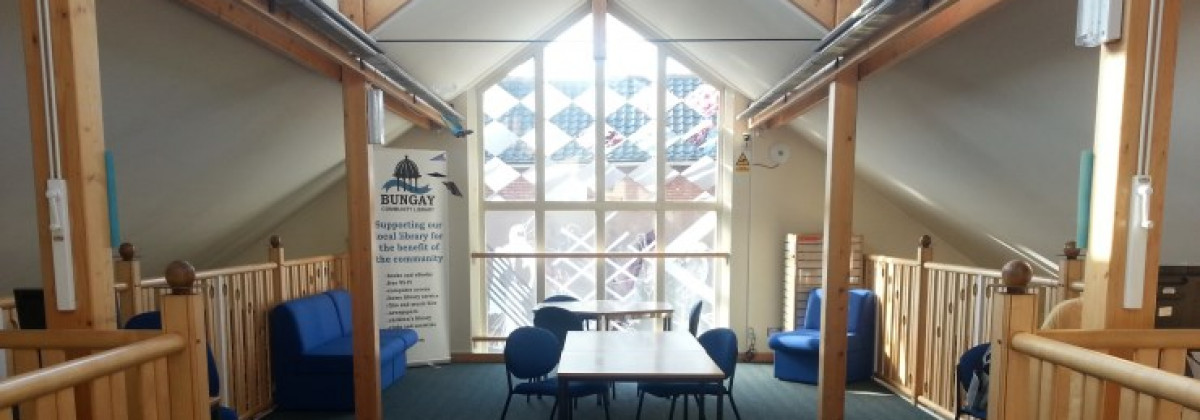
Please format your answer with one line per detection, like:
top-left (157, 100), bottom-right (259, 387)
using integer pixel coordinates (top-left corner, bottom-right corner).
top-left (1, 0), bottom-right (1197, 287)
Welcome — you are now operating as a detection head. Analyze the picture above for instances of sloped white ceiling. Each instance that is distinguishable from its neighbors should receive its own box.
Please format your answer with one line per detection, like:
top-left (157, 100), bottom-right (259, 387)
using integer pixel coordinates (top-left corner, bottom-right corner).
top-left (613, 0), bottom-right (827, 98)
top-left (0, 0), bottom-right (410, 286)
top-left (372, 0), bottom-right (586, 99)
top-left (790, 0), bottom-right (1200, 270)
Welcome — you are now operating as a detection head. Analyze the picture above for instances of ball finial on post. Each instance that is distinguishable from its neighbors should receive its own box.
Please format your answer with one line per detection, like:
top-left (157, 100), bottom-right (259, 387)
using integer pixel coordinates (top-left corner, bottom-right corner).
top-left (165, 260), bottom-right (197, 295)
top-left (118, 242), bottom-right (136, 261)
top-left (1063, 241), bottom-right (1081, 259)
top-left (270, 235), bottom-right (282, 248)
top-left (1001, 260), bottom-right (1032, 294)
top-left (919, 235), bottom-right (932, 248)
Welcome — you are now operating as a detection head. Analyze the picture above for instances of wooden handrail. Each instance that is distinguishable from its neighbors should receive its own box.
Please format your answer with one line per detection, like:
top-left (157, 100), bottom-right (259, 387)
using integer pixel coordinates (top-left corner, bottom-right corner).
top-left (140, 262), bottom-right (277, 285)
top-left (924, 262), bottom-right (1059, 285)
top-left (0, 330), bottom-right (161, 349)
top-left (1035, 329), bottom-right (1200, 350)
top-left (1011, 332), bottom-right (1200, 412)
top-left (0, 297), bottom-right (12, 311)
top-left (0, 334), bottom-right (184, 408)
top-left (281, 255), bottom-right (340, 267)
top-left (867, 255), bottom-right (920, 266)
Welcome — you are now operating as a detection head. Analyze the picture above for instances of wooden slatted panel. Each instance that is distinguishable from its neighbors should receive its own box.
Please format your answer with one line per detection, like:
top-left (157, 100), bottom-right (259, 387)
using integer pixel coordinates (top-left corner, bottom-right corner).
top-left (1159, 348), bottom-right (1187, 420)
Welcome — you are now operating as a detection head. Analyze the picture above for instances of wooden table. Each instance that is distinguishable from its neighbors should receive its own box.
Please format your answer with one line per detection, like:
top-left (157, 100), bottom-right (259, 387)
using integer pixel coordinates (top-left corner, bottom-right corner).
top-left (535, 300), bottom-right (674, 331)
top-left (556, 331), bottom-right (725, 420)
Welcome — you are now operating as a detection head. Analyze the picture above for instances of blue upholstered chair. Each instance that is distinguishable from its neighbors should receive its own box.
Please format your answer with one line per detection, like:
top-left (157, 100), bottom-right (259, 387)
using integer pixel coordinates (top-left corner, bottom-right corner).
top-left (125, 312), bottom-right (237, 420)
top-left (501, 327), bottom-right (609, 420)
top-left (533, 306), bottom-right (584, 353)
top-left (635, 328), bottom-right (742, 420)
top-left (956, 343), bottom-right (991, 419)
top-left (687, 301), bottom-right (704, 337)
top-left (767, 288), bottom-right (877, 384)
top-left (543, 294), bottom-right (578, 303)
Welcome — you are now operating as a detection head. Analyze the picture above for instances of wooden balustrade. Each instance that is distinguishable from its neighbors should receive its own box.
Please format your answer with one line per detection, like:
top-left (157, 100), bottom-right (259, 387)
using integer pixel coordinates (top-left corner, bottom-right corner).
top-left (869, 238), bottom-right (1083, 418)
top-left (107, 236), bottom-right (344, 418)
top-left (0, 261), bottom-right (209, 419)
top-left (990, 260), bottom-right (1200, 420)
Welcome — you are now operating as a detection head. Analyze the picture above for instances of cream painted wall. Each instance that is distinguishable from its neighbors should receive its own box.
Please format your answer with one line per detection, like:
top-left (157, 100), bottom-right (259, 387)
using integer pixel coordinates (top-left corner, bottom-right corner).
top-left (728, 125), bottom-right (974, 351)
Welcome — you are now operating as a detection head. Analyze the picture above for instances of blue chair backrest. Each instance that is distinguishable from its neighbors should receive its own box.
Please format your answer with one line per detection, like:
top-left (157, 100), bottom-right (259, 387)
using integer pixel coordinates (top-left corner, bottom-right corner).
top-left (688, 301), bottom-right (704, 337)
top-left (802, 288), bottom-right (876, 334)
top-left (543, 295), bottom-right (578, 303)
top-left (533, 306), bottom-right (583, 349)
top-left (326, 289), bottom-right (354, 334)
top-left (699, 328), bottom-right (738, 377)
top-left (125, 311), bottom-right (220, 398)
top-left (505, 327), bottom-right (560, 380)
top-left (957, 343), bottom-right (991, 389)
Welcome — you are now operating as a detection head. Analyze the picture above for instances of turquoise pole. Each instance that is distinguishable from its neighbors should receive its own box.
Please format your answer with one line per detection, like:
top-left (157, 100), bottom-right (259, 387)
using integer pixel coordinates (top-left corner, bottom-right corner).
top-left (1076, 150), bottom-right (1093, 249)
top-left (105, 150), bottom-right (121, 249)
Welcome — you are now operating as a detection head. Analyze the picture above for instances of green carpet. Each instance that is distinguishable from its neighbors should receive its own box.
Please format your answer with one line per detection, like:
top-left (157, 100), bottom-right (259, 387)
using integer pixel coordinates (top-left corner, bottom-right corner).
top-left (263, 363), bottom-right (936, 420)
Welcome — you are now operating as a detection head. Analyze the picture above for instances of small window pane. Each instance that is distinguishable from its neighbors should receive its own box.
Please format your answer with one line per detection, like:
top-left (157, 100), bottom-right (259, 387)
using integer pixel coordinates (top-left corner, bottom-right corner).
top-left (604, 211), bottom-right (657, 304)
top-left (666, 257), bottom-right (718, 332)
top-left (603, 17), bottom-right (657, 202)
top-left (484, 211), bottom-right (535, 337)
top-left (482, 60), bottom-right (537, 202)
top-left (545, 18), bottom-right (597, 201)
top-left (664, 210), bottom-right (716, 252)
top-left (665, 58), bottom-right (720, 202)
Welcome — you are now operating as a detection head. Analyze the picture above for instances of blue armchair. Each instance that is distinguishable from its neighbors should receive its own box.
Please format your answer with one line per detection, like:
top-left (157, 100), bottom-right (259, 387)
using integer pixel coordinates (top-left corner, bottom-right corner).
top-left (767, 288), bottom-right (876, 384)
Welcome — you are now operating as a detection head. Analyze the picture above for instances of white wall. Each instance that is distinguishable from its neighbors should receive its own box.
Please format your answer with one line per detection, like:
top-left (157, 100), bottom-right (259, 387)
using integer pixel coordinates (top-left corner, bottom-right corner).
top-left (730, 125), bottom-right (974, 350)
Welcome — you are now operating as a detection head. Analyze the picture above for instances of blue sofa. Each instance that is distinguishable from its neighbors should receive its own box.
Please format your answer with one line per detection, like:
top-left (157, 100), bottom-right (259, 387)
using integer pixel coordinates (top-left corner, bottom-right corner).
top-left (768, 288), bottom-right (876, 384)
top-left (269, 289), bottom-right (419, 411)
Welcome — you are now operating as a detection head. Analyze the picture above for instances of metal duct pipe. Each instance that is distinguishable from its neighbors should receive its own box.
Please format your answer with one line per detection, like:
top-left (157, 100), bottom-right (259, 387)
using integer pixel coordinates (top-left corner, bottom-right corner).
top-left (736, 0), bottom-right (927, 121)
top-left (275, 0), bottom-right (471, 137)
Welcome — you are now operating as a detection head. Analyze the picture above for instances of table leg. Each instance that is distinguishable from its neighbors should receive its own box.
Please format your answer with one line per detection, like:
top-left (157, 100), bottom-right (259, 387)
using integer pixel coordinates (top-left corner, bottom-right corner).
top-left (599, 315), bottom-right (608, 331)
top-left (663, 314), bottom-right (672, 331)
top-left (717, 388), bottom-right (724, 420)
top-left (558, 377), bottom-right (571, 420)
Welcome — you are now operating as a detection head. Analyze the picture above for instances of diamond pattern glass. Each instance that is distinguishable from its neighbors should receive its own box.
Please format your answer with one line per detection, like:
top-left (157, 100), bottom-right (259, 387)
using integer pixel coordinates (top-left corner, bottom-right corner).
top-left (604, 211), bottom-right (656, 306)
top-left (665, 58), bottom-right (720, 202)
top-left (545, 18), bottom-right (597, 202)
top-left (482, 60), bottom-right (537, 201)
top-left (603, 16), bottom-right (657, 202)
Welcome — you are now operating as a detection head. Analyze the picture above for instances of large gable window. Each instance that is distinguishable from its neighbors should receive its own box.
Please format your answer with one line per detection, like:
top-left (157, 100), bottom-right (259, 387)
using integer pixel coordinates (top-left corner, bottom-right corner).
top-left (476, 13), bottom-right (726, 345)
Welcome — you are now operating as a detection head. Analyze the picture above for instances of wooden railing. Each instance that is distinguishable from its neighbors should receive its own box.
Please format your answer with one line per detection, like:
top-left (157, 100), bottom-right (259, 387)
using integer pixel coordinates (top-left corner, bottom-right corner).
top-left (3, 236), bottom-right (347, 419)
top-left (989, 262), bottom-right (1200, 420)
top-left (113, 236), bottom-right (347, 418)
top-left (868, 237), bottom-right (1084, 418)
top-left (0, 261), bottom-right (209, 419)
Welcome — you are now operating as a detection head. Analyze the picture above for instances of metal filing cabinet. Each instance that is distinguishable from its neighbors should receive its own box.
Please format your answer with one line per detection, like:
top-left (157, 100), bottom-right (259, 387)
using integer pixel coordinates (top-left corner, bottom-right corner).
top-left (1155, 265), bottom-right (1200, 377)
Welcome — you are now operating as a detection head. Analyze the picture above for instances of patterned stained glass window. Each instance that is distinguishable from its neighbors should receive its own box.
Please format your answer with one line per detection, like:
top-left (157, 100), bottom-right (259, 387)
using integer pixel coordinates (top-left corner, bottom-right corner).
top-left (478, 14), bottom-right (725, 341)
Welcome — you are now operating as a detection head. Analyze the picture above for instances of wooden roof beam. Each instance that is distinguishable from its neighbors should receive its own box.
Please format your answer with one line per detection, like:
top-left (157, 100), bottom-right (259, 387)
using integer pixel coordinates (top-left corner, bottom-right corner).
top-left (791, 0), bottom-right (835, 30)
top-left (750, 0), bottom-right (1008, 130)
top-left (176, 0), bottom-right (441, 129)
top-left (366, 0), bottom-right (411, 32)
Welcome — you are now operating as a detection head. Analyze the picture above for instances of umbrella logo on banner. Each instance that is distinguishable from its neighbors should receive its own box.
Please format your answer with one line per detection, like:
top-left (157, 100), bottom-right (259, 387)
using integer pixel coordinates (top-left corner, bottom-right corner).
top-left (382, 155), bottom-right (432, 194)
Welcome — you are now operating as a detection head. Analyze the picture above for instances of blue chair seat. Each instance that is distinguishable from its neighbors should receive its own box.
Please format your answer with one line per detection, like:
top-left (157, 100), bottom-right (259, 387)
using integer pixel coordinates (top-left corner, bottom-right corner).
top-left (295, 335), bottom-right (408, 374)
top-left (513, 378), bottom-right (608, 396)
top-left (768, 288), bottom-right (877, 384)
top-left (382, 328), bottom-right (420, 348)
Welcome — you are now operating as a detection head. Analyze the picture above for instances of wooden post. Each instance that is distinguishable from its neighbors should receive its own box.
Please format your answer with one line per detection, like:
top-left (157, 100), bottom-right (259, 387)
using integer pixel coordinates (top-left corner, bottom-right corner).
top-left (1081, 0), bottom-right (1180, 330)
top-left (1060, 242), bottom-right (1083, 300)
top-left (911, 235), bottom-right (932, 404)
top-left (114, 243), bottom-right (141, 324)
top-left (988, 260), bottom-right (1039, 420)
top-left (270, 235), bottom-right (287, 303)
top-left (343, 69), bottom-right (383, 419)
top-left (818, 69), bottom-right (858, 420)
top-left (19, 0), bottom-right (117, 329)
top-left (160, 261), bottom-right (209, 420)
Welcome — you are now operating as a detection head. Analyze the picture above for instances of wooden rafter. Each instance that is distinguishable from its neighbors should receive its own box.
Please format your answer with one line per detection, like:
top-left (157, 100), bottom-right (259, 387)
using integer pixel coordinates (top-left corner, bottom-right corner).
top-left (176, 0), bottom-right (442, 129)
top-left (366, 0), bottom-right (411, 32)
top-left (750, 0), bottom-right (1007, 129)
top-left (791, 0), bottom-right (835, 30)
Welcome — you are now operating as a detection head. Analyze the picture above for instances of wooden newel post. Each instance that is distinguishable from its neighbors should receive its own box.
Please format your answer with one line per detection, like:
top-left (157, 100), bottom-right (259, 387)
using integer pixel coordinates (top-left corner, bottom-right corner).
top-left (912, 235), bottom-right (933, 404)
top-left (270, 235), bottom-right (287, 302)
top-left (988, 260), bottom-right (1038, 420)
top-left (114, 243), bottom-right (141, 323)
top-left (160, 261), bottom-right (209, 420)
top-left (1059, 241), bottom-right (1083, 300)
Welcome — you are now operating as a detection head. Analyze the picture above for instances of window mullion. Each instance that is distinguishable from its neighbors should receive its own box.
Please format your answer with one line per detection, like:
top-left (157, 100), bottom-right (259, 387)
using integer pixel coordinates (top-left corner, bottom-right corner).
top-left (535, 50), bottom-right (547, 302)
top-left (593, 20), bottom-right (607, 302)
top-left (655, 46), bottom-right (668, 307)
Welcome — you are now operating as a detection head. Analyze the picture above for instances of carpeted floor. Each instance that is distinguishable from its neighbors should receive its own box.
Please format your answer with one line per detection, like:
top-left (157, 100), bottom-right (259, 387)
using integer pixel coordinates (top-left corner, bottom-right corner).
top-left (263, 363), bottom-right (936, 420)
